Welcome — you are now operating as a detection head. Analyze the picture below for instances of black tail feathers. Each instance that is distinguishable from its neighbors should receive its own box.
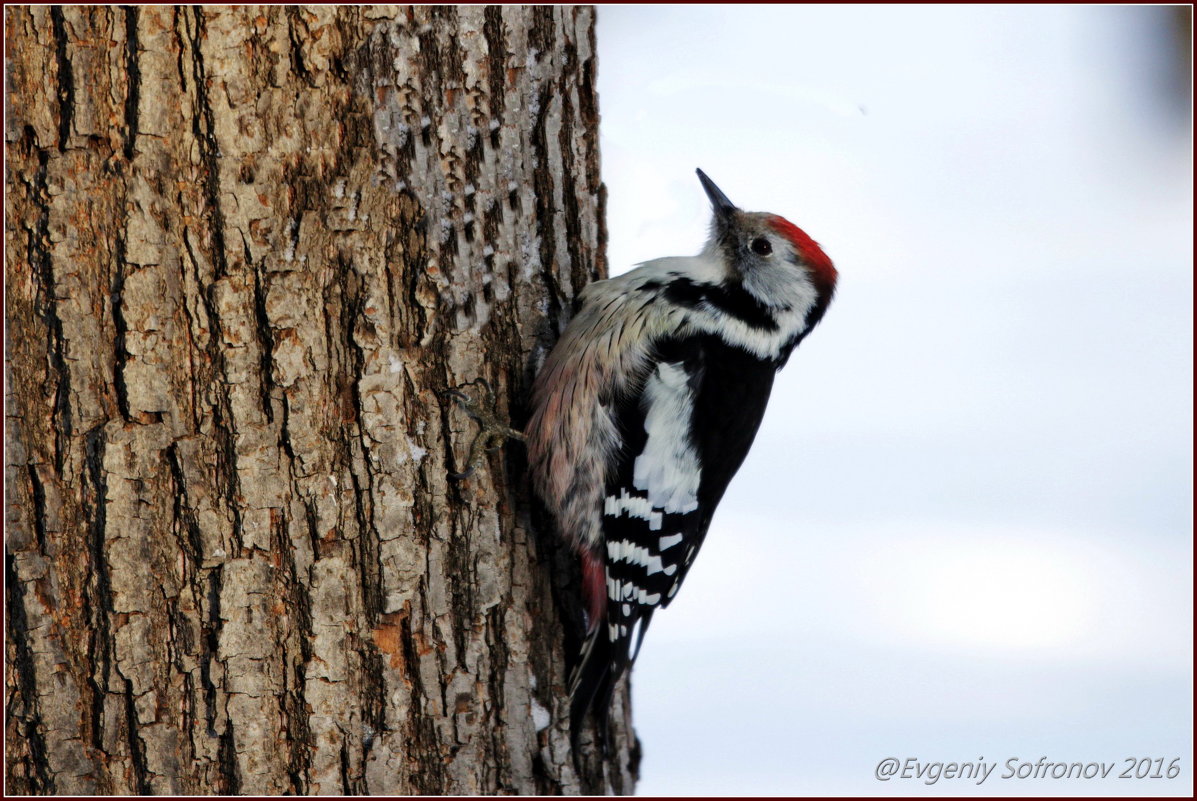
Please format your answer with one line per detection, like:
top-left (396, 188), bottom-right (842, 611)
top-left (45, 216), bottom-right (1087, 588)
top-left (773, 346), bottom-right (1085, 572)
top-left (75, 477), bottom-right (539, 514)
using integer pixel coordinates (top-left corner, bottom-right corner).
top-left (569, 609), bottom-right (656, 752)
top-left (569, 627), bottom-right (618, 750)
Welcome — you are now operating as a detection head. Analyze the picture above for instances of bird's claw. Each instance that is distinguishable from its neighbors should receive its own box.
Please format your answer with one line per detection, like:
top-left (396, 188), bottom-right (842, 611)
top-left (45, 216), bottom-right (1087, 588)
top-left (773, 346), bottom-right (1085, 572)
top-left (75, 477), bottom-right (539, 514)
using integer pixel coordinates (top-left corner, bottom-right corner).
top-left (444, 378), bottom-right (525, 481)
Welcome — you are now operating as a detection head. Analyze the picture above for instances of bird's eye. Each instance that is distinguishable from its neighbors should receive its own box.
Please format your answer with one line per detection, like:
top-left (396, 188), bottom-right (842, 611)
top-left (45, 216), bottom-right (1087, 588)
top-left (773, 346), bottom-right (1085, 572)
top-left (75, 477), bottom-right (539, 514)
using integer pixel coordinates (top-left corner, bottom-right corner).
top-left (750, 237), bottom-right (773, 256)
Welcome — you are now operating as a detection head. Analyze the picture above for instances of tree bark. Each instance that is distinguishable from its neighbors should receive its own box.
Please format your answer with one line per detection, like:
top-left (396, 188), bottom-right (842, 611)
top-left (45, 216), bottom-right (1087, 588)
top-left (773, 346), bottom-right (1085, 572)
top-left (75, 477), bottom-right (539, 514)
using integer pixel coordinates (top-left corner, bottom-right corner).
top-left (5, 5), bottom-right (636, 794)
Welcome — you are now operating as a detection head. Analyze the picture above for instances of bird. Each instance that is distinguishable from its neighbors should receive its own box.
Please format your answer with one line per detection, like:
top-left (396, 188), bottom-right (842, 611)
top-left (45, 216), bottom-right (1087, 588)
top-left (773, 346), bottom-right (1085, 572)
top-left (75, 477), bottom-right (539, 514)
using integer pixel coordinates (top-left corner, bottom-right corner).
top-left (523, 168), bottom-right (838, 743)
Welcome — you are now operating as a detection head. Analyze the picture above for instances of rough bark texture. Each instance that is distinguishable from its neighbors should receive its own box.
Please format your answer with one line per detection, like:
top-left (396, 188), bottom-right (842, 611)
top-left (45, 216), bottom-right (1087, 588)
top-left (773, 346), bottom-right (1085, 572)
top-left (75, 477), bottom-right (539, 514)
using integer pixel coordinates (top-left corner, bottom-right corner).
top-left (5, 5), bottom-right (637, 794)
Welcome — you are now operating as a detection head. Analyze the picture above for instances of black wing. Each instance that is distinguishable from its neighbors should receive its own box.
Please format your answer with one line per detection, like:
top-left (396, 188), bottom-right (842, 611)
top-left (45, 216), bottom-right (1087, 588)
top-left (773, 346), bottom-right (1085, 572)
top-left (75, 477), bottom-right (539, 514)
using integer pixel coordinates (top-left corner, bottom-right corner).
top-left (570, 335), bottom-right (778, 735)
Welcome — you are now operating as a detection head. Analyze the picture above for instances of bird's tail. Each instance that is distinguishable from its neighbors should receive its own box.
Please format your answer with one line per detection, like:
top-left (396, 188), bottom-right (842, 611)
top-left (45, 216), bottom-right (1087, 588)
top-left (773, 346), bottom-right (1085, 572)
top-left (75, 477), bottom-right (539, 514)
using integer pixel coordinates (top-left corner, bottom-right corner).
top-left (569, 547), bottom-right (619, 745)
top-left (569, 624), bottom-right (616, 748)
top-left (569, 549), bottom-right (658, 749)
top-left (568, 611), bottom-right (656, 750)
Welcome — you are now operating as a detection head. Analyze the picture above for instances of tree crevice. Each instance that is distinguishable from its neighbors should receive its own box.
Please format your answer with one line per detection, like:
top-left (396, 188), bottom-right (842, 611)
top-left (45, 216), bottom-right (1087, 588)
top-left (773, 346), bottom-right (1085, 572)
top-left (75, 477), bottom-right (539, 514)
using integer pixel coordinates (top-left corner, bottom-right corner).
top-left (181, 6), bottom-right (231, 282)
top-left (82, 424), bottom-right (114, 760)
top-left (245, 234), bottom-right (276, 424)
top-left (50, 6), bottom-right (75, 152)
top-left (4, 554), bottom-right (55, 794)
top-left (25, 144), bottom-right (73, 472)
top-left (122, 6), bottom-right (141, 162)
top-left (122, 678), bottom-right (152, 794)
top-left (111, 235), bottom-right (132, 422)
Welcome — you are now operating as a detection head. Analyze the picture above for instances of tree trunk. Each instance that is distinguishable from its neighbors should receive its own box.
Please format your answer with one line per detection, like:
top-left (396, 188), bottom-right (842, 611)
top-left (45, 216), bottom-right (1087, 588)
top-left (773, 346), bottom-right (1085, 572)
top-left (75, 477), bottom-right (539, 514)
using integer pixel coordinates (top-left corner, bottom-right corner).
top-left (5, 5), bottom-right (637, 794)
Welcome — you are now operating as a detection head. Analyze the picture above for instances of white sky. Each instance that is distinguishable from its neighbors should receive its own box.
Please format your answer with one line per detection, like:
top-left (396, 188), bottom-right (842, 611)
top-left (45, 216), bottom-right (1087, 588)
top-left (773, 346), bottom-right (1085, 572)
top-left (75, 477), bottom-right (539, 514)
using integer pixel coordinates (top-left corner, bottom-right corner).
top-left (595, 5), bottom-right (1192, 796)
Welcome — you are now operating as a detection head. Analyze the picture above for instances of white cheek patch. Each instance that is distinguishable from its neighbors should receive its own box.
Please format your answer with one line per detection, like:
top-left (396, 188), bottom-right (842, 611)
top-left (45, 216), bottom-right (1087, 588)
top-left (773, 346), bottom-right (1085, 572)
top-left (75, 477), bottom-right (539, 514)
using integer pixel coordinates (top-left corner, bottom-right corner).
top-left (633, 361), bottom-right (701, 515)
top-left (688, 304), bottom-right (810, 362)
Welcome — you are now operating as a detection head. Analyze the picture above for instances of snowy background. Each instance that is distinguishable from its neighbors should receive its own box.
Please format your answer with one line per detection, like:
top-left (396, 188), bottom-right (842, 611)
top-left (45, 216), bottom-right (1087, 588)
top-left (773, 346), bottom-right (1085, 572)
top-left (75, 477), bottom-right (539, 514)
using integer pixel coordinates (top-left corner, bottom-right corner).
top-left (594, 5), bottom-right (1192, 796)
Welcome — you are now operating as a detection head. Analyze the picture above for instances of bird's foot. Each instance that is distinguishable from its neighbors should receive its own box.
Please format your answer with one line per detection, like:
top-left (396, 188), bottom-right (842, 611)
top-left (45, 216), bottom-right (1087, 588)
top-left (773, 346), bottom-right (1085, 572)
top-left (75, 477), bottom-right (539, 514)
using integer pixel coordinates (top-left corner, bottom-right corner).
top-left (443, 378), bottom-right (525, 480)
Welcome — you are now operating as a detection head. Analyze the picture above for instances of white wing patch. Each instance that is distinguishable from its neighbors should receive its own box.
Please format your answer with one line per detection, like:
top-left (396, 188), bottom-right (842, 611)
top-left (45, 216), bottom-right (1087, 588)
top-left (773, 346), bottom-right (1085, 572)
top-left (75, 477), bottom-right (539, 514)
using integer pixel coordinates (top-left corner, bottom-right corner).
top-left (658, 533), bottom-right (683, 550)
top-left (606, 577), bottom-right (661, 607)
top-left (604, 488), bottom-right (664, 531)
top-left (633, 361), bottom-right (701, 514)
top-left (607, 538), bottom-right (666, 575)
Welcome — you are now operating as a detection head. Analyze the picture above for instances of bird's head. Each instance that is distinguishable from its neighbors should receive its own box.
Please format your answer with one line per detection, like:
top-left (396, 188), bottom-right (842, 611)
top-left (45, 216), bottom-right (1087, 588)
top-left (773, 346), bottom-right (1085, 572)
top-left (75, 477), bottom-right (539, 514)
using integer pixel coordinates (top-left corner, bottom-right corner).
top-left (697, 168), bottom-right (838, 328)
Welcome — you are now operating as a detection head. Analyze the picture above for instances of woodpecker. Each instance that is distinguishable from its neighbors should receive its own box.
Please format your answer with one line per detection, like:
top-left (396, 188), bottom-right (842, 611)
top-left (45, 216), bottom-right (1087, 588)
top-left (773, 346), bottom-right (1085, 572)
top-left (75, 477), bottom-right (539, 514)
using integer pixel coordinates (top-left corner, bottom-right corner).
top-left (525, 169), bottom-right (838, 740)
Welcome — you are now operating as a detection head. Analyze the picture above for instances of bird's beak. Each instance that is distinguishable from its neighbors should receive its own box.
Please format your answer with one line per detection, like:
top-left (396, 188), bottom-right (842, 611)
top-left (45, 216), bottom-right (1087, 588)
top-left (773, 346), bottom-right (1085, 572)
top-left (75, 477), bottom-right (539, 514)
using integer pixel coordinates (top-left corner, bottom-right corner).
top-left (696, 168), bottom-right (738, 222)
